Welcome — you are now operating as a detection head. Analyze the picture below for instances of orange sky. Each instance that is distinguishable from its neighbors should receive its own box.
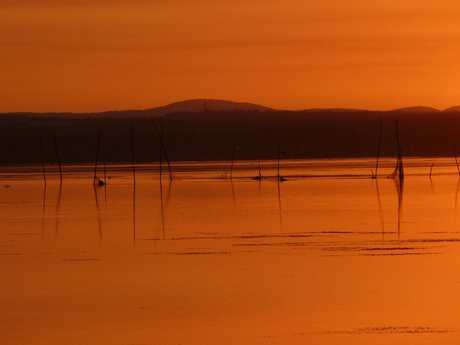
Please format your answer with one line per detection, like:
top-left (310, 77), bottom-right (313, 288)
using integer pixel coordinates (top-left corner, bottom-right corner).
top-left (2, 0), bottom-right (460, 112)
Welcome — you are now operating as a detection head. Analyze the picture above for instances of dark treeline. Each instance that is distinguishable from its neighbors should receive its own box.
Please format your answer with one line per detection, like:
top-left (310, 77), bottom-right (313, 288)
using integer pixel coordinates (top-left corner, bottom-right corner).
top-left (1, 110), bottom-right (460, 165)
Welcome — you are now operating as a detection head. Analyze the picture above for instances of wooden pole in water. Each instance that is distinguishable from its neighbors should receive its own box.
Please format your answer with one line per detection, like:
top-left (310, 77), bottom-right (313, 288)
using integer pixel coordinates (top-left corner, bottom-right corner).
top-left (429, 163), bottom-right (434, 179)
top-left (53, 133), bottom-right (62, 185)
top-left (93, 132), bottom-right (101, 186)
top-left (131, 126), bottom-right (136, 186)
top-left (39, 136), bottom-right (46, 187)
top-left (159, 124), bottom-right (163, 181)
top-left (394, 120), bottom-right (404, 180)
top-left (151, 118), bottom-right (173, 181)
top-left (229, 145), bottom-right (237, 180)
top-left (277, 141), bottom-right (281, 180)
top-left (374, 116), bottom-right (383, 178)
top-left (103, 156), bottom-right (107, 184)
top-left (454, 145), bottom-right (460, 176)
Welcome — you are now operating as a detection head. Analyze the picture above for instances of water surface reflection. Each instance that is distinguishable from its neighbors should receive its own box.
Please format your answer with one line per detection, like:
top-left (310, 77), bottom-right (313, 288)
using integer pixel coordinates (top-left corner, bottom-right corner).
top-left (2, 158), bottom-right (460, 345)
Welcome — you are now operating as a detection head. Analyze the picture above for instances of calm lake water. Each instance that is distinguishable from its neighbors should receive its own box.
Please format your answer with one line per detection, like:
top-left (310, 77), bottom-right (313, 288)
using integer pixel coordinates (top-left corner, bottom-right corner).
top-left (2, 158), bottom-right (460, 344)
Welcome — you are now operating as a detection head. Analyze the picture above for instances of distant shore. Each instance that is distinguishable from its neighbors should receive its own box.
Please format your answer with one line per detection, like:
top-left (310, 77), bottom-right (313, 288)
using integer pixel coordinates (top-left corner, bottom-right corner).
top-left (1, 109), bottom-right (460, 165)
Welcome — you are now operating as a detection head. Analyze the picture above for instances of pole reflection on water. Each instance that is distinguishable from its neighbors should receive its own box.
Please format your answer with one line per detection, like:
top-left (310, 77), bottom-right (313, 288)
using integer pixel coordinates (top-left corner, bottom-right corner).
top-left (94, 186), bottom-right (103, 243)
top-left (374, 179), bottom-right (385, 240)
top-left (54, 183), bottom-right (62, 240)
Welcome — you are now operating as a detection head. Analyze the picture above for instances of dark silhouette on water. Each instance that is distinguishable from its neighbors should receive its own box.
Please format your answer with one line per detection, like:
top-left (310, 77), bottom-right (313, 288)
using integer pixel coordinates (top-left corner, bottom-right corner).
top-left (93, 132), bottom-right (101, 186)
top-left (103, 155), bottom-right (108, 205)
top-left (158, 125), bottom-right (163, 181)
top-left (103, 156), bottom-right (108, 184)
top-left (258, 176), bottom-right (262, 199)
top-left (229, 145), bottom-right (238, 180)
top-left (53, 133), bottom-right (63, 186)
top-left (277, 141), bottom-right (287, 182)
top-left (454, 145), bottom-right (460, 176)
top-left (131, 126), bottom-right (136, 186)
top-left (256, 161), bottom-right (262, 199)
top-left (39, 136), bottom-right (47, 187)
top-left (372, 116), bottom-right (383, 179)
top-left (388, 121), bottom-right (404, 180)
top-left (277, 174), bottom-right (283, 229)
top-left (151, 118), bottom-right (173, 181)
top-left (252, 160), bottom-right (263, 181)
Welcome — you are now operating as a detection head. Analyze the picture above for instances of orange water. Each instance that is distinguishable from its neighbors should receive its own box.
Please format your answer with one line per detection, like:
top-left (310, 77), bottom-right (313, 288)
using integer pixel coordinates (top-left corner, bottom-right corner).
top-left (1, 158), bottom-right (460, 344)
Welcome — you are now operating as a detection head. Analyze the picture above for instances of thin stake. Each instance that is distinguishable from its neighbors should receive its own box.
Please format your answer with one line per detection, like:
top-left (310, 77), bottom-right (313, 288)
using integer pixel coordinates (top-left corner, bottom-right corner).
top-left (131, 126), bottom-right (136, 186)
top-left (229, 145), bottom-right (237, 180)
top-left (151, 118), bottom-right (173, 180)
top-left (103, 156), bottom-right (107, 184)
top-left (277, 141), bottom-right (281, 180)
top-left (103, 155), bottom-right (107, 204)
top-left (253, 159), bottom-right (262, 181)
top-left (277, 170), bottom-right (282, 229)
top-left (454, 145), bottom-right (460, 175)
top-left (429, 163), bottom-right (434, 179)
top-left (93, 132), bottom-right (101, 185)
top-left (53, 133), bottom-right (62, 185)
top-left (158, 124), bottom-right (165, 239)
top-left (395, 120), bottom-right (404, 180)
top-left (159, 124), bottom-right (163, 181)
top-left (374, 116), bottom-right (383, 178)
top-left (39, 136), bottom-right (46, 187)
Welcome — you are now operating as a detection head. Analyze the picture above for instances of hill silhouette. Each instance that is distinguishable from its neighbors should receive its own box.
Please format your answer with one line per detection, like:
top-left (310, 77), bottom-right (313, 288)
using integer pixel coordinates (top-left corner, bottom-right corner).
top-left (444, 105), bottom-right (460, 112)
top-left (390, 106), bottom-right (441, 113)
top-left (2, 100), bottom-right (460, 165)
top-left (1, 99), bottom-right (273, 118)
top-left (143, 99), bottom-right (273, 115)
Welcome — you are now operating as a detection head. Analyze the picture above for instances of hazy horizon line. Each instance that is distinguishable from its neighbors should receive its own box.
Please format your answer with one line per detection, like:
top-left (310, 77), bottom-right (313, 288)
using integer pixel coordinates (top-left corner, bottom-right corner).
top-left (1, 98), bottom-right (460, 115)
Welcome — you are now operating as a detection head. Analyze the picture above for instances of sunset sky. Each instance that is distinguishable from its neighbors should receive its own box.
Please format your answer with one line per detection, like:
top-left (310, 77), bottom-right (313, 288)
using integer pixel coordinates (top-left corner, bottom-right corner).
top-left (2, 0), bottom-right (460, 112)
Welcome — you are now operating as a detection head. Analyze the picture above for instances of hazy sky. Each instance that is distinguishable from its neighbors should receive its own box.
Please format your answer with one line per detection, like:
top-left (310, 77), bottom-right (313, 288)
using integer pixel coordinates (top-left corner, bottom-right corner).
top-left (2, 0), bottom-right (460, 112)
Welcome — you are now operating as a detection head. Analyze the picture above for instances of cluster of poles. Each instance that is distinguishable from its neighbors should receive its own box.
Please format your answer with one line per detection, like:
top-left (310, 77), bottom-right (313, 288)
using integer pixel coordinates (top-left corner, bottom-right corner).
top-left (36, 117), bottom-right (460, 187)
top-left (372, 119), bottom-right (460, 181)
top-left (38, 119), bottom-right (174, 188)
top-left (372, 119), bottom-right (404, 181)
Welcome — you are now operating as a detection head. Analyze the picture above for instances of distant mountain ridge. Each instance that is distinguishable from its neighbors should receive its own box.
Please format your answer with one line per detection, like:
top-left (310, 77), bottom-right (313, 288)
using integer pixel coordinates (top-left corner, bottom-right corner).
top-left (2, 99), bottom-right (460, 117)
top-left (390, 106), bottom-right (441, 113)
top-left (144, 99), bottom-right (273, 114)
top-left (0, 99), bottom-right (274, 118)
top-left (444, 105), bottom-right (460, 112)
